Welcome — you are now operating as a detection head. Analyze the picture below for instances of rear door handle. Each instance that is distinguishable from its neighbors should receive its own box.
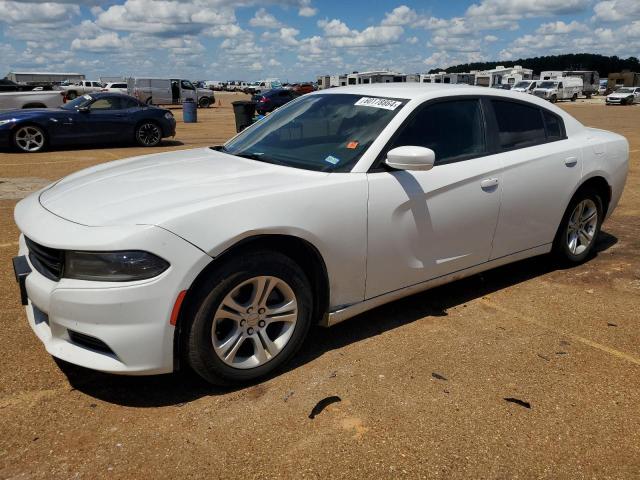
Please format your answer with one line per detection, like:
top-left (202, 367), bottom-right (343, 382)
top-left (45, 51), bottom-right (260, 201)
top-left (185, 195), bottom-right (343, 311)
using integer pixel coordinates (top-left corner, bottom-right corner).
top-left (565, 156), bottom-right (578, 166)
top-left (480, 178), bottom-right (499, 190)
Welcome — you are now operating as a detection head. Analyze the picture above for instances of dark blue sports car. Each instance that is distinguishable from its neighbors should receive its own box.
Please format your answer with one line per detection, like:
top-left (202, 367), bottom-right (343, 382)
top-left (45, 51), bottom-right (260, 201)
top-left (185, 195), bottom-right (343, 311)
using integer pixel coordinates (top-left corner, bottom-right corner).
top-left (0, 93), bottom-right (176, 153)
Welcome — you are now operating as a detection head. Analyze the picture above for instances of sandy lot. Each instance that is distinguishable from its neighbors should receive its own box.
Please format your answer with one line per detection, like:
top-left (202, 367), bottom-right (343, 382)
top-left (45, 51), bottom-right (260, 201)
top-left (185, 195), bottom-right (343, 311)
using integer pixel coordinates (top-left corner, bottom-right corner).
top-left (0, 97), bottom-right (638, 479)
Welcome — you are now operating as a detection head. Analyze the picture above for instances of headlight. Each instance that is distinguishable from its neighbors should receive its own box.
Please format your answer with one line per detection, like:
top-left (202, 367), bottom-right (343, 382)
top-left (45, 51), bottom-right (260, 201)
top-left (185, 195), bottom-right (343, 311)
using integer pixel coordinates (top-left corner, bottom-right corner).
top-left (0, 118), bottom-right (16, 126)
top-left (164, 112), bottom-right (174, 119)
top-left (64, 250), bottom-right (170, 281)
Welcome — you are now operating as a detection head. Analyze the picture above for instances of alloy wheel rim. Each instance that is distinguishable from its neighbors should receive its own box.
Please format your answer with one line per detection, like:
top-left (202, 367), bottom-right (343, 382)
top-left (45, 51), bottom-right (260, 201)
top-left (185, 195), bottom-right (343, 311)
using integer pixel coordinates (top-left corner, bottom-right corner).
top-left (567, 199), bottom-right (598, 255)
top-left (138, 123), bottom-right (160, 145)
top-left (15, 126), bottom-right (44, 152)
top-left (211, 276), bottom-right (298, 369)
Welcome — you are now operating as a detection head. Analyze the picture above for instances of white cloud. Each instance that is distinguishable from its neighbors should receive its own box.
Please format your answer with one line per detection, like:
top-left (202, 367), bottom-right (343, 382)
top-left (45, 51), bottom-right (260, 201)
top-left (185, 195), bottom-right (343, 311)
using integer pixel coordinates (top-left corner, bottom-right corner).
top-left (466, 0), bottom-right (590, 18)
top-left (318, 18), bottom-right (404, 47)
top-left (298, 0), bottom-right (317, 17)
top-left (249, 8), bottom-right (282, 29)
top-left (536, 20), bottom-right (588, 34)
top-left (71, 32), bottom-right (127, 52)
top-left (593, 0), bottom-right (640, 22)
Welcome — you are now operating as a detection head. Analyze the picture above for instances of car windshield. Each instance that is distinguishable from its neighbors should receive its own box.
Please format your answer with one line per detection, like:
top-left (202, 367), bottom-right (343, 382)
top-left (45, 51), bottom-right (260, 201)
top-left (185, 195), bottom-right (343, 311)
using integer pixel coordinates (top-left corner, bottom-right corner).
top-left (616, 88), bottom-right (633, 93)
top-left (60, 94), bottom-right (93, 110)
top-left (222, 94), bottom-right (407, 172)
top-left (538, 81), bottom-right (557, 89)
top-left (514, 81), bottom-right (530, 88)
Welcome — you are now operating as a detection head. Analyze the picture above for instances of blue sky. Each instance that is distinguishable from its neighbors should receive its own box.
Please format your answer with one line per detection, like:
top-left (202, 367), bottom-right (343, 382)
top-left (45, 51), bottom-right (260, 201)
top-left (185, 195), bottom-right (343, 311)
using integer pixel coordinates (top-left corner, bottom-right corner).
top-left (0, 0), bottom-right (638, 82)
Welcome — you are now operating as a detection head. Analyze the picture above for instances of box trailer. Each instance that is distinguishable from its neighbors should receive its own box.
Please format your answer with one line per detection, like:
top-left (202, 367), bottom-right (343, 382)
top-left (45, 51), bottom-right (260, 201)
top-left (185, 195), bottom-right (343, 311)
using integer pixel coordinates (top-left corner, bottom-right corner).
top-left (6, 71), bottom-right (85, 86)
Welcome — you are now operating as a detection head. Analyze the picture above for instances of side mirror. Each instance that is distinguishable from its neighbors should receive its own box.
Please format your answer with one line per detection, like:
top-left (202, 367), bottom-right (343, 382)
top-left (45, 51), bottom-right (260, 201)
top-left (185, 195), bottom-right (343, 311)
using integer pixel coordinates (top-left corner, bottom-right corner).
top-left (385, 146), bottom-right (436, 171)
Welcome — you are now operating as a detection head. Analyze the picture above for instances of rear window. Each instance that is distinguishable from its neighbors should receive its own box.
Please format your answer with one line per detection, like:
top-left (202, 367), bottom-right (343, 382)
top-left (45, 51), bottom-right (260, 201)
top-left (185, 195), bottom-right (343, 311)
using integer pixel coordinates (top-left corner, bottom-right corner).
top-left (491, 100), bottom-right (546, 150)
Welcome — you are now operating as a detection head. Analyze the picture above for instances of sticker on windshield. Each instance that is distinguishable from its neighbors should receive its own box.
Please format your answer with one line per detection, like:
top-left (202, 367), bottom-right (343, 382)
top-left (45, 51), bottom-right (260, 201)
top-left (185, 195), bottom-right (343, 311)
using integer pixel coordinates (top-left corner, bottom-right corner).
top-left (354, 97), bottom-right (402, 110)
top-left (324, 155), bottom-right (340, 165)
top-left (346, 141), bottom-right (359, 149)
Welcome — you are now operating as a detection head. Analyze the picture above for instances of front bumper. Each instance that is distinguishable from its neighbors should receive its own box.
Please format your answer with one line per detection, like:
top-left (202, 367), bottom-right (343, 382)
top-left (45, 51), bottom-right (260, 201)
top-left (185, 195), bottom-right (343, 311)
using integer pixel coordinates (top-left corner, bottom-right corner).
top-left (14, 193), bottom-right (212, 375)
top-left (606, 97), bottom-right (626, 104)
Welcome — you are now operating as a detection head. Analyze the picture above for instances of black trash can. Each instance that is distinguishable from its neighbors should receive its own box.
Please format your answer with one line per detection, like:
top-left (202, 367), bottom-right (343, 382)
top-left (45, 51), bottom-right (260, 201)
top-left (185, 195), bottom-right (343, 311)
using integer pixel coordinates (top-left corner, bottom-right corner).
top-left (232, 101), bottom-right (257, 132)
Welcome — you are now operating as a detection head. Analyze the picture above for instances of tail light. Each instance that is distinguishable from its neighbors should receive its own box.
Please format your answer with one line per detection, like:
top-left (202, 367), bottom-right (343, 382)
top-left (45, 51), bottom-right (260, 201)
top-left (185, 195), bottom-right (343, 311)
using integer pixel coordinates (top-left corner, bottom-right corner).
top-left (60, 91), bottom-right (67, 103)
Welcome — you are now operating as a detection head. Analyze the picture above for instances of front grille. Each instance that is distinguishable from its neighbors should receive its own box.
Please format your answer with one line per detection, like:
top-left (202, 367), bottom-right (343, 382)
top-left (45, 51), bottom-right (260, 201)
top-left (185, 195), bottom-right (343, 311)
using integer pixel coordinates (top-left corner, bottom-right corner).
top-left (68, 330), bottom-right (115, 355)
top-left (25, 237), bottom-right (63, 281)
top-left (534, 91), bottom-right (546, 98)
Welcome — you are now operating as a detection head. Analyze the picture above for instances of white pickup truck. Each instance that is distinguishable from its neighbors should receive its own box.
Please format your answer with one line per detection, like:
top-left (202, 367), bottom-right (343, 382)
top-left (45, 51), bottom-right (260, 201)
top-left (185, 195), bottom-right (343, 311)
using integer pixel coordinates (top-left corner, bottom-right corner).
top-left (58, 80), bottom-right (104, 100)
top-left (0, 90), bottom-right (66, 111)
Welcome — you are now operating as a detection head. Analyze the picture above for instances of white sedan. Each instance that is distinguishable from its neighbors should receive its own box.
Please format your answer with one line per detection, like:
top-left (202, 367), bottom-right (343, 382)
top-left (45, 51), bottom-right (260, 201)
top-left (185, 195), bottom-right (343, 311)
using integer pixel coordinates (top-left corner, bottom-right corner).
top-left (101, 82), bottom-right (130, 94)
top-left (606, 87), bottom-right (640, 105)
top-left (13, 84), bottom-right (629, 384)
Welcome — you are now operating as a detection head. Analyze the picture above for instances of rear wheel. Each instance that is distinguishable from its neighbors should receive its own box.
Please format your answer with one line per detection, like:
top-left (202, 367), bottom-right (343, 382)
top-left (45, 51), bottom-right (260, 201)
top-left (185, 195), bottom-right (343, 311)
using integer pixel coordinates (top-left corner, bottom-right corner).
top-left (135, 121), bottom-right (162, 147)
top-left (66, 91), bottom-right (77, 100)
top-left (553, 188), bottom-right (603, 264)
top-left (145, 97), bottom-right (153, 105)
top-left (198, 97), bottom-right (211, 108)
top-left (185, 250), bottom-right (313, 385)
top-left (13, 125), bottom-right (46, 153)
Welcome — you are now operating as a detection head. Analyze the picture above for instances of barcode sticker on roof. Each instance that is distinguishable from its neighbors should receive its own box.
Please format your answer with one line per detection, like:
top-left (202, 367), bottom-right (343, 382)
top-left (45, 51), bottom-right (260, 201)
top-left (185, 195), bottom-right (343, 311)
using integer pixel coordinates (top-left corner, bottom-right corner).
top-left (354, 97), bottom-right (402, 110)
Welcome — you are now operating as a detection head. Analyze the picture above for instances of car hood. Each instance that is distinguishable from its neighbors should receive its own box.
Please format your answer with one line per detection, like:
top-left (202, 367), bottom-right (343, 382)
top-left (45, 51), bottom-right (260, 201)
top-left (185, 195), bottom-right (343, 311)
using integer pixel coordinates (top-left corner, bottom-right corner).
top-left (607, 92), bottom-right (633, 98)
top-left (38, 147), bottom-right (329, 227)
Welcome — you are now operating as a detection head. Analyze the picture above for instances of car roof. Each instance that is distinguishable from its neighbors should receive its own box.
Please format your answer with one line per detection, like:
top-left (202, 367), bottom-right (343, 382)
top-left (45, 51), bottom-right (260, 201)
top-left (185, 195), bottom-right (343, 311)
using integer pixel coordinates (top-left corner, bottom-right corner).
top-left (310, 83), bottom-right (585, 134)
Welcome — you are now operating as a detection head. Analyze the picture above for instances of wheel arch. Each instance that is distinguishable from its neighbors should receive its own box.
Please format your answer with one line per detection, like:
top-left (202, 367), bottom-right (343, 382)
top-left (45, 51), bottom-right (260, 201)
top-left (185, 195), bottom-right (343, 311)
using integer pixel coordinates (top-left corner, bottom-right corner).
top-left (21, 103), bottom-right (47, 109)
top-left (173, 233), bottom-right (330, 370)
top-left (574, 175), bottom-right (612, 216)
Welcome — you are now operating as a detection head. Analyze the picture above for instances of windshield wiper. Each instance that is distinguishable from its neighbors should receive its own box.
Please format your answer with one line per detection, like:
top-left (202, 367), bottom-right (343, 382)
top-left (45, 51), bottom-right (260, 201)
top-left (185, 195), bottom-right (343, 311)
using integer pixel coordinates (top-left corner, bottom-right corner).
top-left (234, 151), bottom-right (290, 167)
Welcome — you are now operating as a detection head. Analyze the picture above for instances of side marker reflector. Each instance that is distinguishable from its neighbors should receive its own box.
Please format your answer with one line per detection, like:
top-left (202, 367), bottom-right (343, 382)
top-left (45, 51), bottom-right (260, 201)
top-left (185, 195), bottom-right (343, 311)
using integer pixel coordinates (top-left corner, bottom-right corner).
top-left (170, 290), bottom-right (187, 326)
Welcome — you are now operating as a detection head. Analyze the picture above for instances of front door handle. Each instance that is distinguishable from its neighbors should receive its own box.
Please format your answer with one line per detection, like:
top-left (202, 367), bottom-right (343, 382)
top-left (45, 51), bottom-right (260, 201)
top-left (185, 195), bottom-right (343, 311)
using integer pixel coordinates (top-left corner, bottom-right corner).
top-left (480, 178), bottom-right (499, 190)
top-left (565, 156), bottom-right (578, 166)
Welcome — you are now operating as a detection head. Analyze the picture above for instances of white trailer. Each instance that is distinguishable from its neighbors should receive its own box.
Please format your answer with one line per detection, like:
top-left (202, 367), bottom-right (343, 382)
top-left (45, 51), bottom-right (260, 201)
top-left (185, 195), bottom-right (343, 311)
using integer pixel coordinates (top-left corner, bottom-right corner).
top-left (475, 65), bottom-right (533, 87)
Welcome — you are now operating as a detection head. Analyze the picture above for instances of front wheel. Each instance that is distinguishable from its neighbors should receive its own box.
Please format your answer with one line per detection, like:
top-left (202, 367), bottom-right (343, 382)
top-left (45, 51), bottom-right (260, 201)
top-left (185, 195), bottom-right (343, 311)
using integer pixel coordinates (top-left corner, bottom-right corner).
top-left (13, 125), bottom-right (47, 153)
top-left (571, 93), bottom-right (578, 102)
top-left (185, 250), bottom-right (313, 385)
top-left (551, 95), bottom-right (558, 103)
top-left (135, 121), bottom-right (162, 147)
top-left (553, 189), bottom-right (603, 264)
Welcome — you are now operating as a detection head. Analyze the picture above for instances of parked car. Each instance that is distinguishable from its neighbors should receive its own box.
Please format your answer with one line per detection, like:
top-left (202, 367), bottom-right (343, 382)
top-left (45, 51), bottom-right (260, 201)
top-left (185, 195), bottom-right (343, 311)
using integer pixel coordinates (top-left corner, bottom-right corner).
top-left (12, 85), bottom-right (628, 385)
top-left (58, 80), bottom-right (104, 100)
top-left (511, 80), bottom-right (540, 94)
top-left (101, 82), bottom-right (129, 94)
top-left (253, 89), bottom-right (299, 114)
top-left (0, 78), bottom-right (43, 92)
top-left (533, 77), bottom-right (583, 102)
top-left (292, 83), bottom-right (314, 95)
top-left (491, 84), bottom-right (511, 90)
top-left (252, 79), bottom-right (283, 95)
top-left (0, 93), bottom-right (176, 153)
top-left (0, 90), bottom-right (66, 111)
top-left (134, 78), bottom-right (215, 108)
top-left (605, 87), bottom-right (640, 105)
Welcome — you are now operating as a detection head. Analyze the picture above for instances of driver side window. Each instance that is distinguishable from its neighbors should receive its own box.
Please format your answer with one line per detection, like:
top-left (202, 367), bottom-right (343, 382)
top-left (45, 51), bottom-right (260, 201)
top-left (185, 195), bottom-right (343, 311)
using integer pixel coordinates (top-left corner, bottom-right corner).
top-left (388, 99), bottom-right (487, 165)
top-left (90, 98), bottom-right (121, 110)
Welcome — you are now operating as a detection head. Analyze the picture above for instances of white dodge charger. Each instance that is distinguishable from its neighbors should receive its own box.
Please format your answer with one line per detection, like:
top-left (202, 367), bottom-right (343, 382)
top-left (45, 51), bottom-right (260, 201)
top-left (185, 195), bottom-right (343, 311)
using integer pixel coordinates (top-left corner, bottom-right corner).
top-left (13, 84), bottom-right (629, 384)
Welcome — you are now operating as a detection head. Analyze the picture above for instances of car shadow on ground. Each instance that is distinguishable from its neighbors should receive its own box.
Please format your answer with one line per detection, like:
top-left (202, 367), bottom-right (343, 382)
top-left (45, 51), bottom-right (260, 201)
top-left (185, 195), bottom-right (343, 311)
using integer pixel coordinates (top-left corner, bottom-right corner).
top-left (0, 140), bottom-right (184, 154)
top-left (58, 231), bottom-right (618, 408)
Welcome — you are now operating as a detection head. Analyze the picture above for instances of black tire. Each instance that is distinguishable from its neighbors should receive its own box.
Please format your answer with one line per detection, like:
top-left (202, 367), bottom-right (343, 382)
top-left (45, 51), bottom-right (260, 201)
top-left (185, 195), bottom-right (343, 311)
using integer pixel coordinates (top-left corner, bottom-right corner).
top-left (571, 93), bottom-right (577, 102)
top-left (551, 95), bottom-right (557, 103)
top-left (552, 188), bottom-right (604, 265)
top-left (135, 121), bottom-right (162, 147)
top-left (185, 250), bottom-right (313, 385)
top-left (145, 97), bottom-right (153, 105)
top-left (625, 97), bottom-right (634, 105)
top-left (198, 97), bottom-right (211, 108)
top-left (66, 91), bottom-right (77, 100)
top-left (13, 124), bottom-right (47, 153)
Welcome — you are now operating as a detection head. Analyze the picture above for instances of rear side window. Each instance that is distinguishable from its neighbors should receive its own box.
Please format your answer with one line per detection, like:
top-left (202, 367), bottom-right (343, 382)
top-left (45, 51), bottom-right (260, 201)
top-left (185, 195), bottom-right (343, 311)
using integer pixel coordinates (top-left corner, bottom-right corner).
top-left (542, 110), bottom-right (564, 141)
top-left (491, 100), bottom-right (546, 149)
top-left (388, 99), bottom-right (486, 164)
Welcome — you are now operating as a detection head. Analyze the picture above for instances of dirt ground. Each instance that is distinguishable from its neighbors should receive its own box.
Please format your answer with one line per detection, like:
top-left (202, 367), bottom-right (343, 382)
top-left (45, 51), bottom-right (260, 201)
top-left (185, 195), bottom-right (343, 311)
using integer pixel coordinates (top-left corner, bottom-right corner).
top-left (0, 96), bottom-right (638, 479)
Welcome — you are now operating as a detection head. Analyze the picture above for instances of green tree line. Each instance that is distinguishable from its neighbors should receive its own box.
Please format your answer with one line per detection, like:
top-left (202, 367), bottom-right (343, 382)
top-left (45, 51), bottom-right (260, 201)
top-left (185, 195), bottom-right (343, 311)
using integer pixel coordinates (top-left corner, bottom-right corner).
top-left (429, 53), bottom-right (640, 76)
